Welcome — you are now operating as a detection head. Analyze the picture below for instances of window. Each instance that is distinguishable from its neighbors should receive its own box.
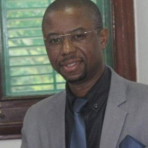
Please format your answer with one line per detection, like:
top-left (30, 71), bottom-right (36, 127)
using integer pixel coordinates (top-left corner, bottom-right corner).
top-left (1, 0), bottom-right (65, 97)
top-left (1, 0), bottom-right (113, 97)
top-left (0, 0), bottom-right (135, 139)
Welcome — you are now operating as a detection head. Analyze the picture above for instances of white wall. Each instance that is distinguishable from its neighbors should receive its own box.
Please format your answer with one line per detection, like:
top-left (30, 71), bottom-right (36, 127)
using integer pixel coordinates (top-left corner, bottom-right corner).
top-left (0, 139), bottom-right (21, 148)
top-left (1, 0), bottom-right (148, 148)
top-left (134, 0), bottom-right (148, 84)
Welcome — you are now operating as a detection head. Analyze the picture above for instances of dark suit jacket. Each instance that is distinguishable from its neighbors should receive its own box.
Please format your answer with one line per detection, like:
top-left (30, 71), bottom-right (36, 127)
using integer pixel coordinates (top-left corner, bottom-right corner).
top-left (21, 68), bottom-right (148, 148)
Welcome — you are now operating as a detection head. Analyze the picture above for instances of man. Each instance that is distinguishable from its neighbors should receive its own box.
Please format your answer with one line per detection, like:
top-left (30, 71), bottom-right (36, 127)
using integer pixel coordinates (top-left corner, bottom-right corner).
top-left (21, 0), bottom-right (148, 148)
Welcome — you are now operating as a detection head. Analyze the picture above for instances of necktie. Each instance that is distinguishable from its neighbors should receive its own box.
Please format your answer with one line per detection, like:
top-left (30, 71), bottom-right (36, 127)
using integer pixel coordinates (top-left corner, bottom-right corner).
top-left (70, 98), bottom-right (87, 148)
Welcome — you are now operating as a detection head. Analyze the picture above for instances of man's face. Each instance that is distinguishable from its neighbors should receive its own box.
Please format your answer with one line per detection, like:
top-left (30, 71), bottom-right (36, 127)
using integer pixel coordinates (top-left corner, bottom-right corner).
top-left (43, 7), bottom-right (108, 84)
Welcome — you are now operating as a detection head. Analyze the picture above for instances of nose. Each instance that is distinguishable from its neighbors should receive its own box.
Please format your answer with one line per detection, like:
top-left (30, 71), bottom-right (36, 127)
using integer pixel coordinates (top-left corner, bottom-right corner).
top-left (60, 36), bottom-right (76, 55)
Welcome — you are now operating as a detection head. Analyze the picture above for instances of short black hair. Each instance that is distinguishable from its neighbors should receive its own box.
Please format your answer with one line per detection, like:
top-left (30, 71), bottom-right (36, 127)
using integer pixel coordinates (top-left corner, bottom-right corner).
top-left (42, 0), bottom-right (103, 30)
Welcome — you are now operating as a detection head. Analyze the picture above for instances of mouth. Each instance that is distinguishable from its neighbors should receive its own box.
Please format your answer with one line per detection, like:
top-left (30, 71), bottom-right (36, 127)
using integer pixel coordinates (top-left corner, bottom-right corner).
top-left (66, 62), bottom-right (77, 67)
top-left (60, 59), bottom-right (82, 73)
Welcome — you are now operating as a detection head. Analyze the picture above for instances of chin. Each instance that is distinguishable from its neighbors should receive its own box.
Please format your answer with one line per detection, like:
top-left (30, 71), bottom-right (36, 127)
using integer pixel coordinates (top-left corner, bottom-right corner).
top-left (60, 66), bottom-right (87, 84)
top-left (66, 73), bottom-right (87, 84)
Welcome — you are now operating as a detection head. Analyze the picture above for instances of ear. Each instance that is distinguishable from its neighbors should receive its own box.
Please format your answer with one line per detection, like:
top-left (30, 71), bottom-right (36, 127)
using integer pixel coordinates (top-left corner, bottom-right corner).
top-left (100, 28), bottom-right (109, 49)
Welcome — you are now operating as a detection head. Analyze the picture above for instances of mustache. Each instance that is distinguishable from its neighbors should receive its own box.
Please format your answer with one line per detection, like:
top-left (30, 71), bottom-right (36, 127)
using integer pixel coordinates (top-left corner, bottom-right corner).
top-left (60, 55), bottom-right (79, 63)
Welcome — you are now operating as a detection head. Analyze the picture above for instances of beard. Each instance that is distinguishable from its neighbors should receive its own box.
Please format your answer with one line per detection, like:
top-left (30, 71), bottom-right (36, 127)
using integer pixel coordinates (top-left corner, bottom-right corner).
top-left (66, 67), bottom-right (87, 84)
top-left (59, 63), bottom-right (87, 84)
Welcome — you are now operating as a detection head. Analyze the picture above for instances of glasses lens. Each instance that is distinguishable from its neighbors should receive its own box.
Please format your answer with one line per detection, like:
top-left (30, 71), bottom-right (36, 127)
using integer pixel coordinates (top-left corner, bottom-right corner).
top-left (47, 35), bottom-right (62, 45)
top-left (71, 31), bottom-right (87, 42)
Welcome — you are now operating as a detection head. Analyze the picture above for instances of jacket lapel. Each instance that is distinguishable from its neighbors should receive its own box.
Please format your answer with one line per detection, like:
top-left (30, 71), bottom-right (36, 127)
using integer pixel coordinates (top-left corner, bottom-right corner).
top-left (100, 69), bottom-right (128, 148)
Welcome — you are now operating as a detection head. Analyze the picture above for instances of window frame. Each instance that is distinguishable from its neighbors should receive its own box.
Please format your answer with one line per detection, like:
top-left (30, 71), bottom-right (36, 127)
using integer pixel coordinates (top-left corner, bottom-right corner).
top-left (0, 0), bottom-right (136, 140)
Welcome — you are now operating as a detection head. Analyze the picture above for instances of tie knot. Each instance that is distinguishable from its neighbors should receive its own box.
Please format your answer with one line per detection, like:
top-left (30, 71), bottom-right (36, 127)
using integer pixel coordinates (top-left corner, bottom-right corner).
top-left (73, 98), bottom-right (87, 113)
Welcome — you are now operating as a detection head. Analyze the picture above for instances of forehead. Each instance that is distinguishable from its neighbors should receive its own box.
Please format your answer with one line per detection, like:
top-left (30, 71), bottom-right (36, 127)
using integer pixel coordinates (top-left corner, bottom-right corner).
top-left (43, 7), bottom-right (95, 35)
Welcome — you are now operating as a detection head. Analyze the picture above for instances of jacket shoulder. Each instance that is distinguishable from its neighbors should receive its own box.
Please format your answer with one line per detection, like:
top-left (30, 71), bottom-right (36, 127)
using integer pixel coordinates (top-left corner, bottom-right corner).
top-left (24, 91), bottom-right (66, 122)
top-left (33, 90), bottom-right (66, 110)
top-left (125, 79), bottom-right (148, 98)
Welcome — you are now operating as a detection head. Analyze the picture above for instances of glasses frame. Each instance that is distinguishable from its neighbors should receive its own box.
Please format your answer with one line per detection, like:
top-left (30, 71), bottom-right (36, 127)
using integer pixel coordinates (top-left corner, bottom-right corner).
top-left (44, 28), bottom-right (102, 46)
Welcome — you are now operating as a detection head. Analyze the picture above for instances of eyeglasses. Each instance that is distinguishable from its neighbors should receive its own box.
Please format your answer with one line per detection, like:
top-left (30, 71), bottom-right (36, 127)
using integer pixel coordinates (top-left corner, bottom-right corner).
top-left (44, 28), bottom-right (101, 49)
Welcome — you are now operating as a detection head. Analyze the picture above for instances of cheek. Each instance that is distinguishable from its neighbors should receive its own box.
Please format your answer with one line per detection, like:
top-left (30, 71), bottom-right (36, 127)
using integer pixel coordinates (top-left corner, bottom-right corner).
top-left (84, 41), bottom-right (102, 59)
top-left (84, 41), bottom-right (103, 66)
top-left (46, 50), bottom-right (59, 69)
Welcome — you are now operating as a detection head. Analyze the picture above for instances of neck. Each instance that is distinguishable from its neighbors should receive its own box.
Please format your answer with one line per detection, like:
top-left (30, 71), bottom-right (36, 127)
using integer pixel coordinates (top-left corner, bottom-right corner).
top-left (68, 66), bottom-right (105, 98)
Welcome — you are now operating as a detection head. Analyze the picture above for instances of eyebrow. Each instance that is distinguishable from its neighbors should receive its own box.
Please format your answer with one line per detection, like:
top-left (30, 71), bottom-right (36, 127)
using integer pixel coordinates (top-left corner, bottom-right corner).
top-left (71, 27), bottom-right (86, 33)
top-left (46, 27), bottom-right (86, 37)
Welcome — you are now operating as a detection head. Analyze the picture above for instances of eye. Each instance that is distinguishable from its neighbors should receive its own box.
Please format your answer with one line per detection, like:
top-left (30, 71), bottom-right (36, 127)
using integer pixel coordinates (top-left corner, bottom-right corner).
top-left (48, 37), bottom-right (62, 45)
top-left (72, 32), bottom-right (87, 41)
